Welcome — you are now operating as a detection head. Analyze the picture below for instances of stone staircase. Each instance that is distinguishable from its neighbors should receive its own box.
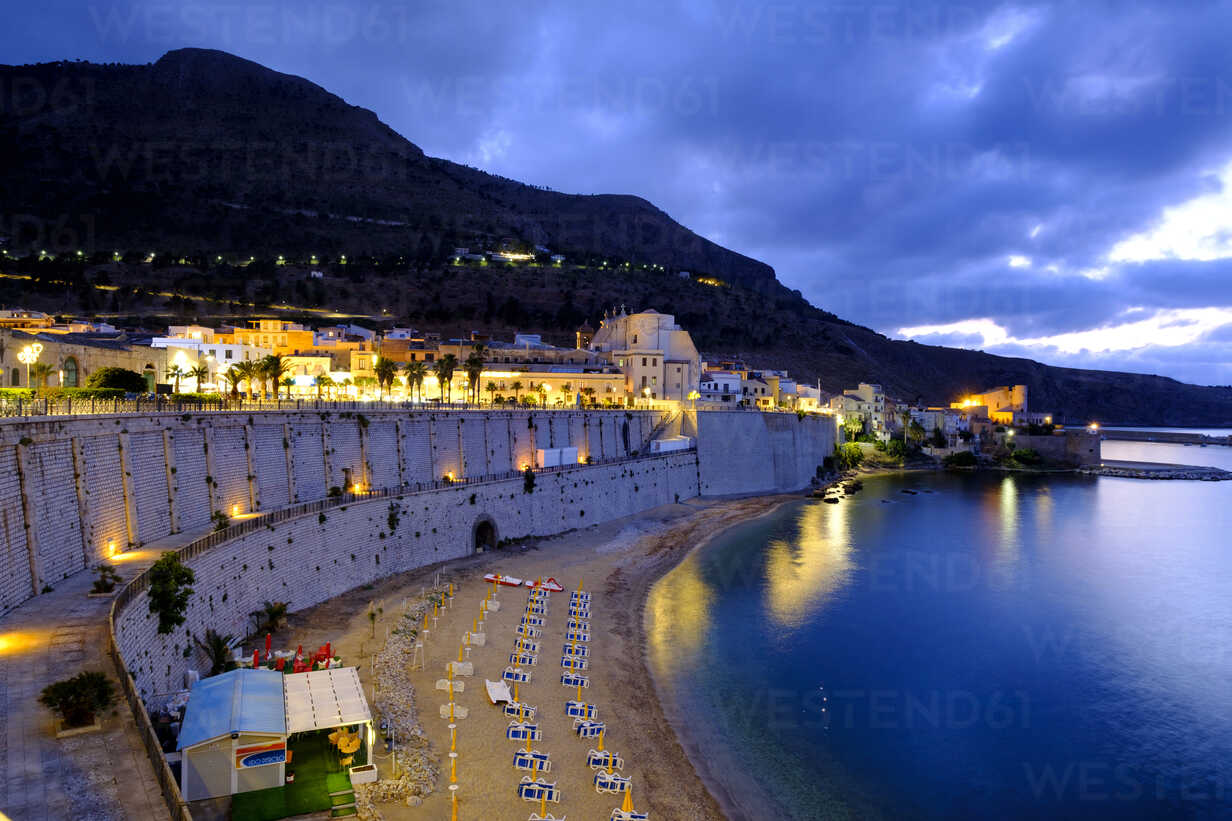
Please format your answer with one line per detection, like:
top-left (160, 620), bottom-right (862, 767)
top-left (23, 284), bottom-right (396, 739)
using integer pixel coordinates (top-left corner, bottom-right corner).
top-left (329, 787), bottom-right (357, 817)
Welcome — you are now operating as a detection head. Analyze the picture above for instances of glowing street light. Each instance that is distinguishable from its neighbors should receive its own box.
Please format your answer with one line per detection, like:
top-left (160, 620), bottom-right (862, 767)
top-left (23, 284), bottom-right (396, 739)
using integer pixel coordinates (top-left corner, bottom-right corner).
top-left (17, 343), bottom-right (42, 388)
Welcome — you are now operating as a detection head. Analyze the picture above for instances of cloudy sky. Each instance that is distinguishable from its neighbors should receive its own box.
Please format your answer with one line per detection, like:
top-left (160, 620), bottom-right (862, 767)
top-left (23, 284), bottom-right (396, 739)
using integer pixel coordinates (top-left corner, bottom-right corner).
top-left (6, 0), bottom-right (1232, 384)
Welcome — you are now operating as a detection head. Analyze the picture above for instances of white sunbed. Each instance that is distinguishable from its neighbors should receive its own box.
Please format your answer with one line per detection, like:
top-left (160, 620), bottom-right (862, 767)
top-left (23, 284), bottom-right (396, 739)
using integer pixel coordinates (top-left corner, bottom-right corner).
top-left (485, 679), bottom-right (513, 704)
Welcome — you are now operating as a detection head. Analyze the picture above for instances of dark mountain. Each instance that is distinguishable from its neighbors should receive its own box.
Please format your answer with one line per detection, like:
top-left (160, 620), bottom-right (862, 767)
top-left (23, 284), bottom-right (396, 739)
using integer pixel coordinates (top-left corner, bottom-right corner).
top-left (0, 48), bottom-right (776, 292)
top-left (1, 49), bottom-right (1228, 425)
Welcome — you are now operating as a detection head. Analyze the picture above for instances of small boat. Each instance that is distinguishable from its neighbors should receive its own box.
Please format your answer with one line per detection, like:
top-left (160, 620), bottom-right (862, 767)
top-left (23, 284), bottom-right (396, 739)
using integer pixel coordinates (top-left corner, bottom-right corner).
top-left (525, 577), bottom-right (565, 592)
top-left (823, 497), bottom-right (840, 504)
top-left (484, 573), bottom-right (525, 587)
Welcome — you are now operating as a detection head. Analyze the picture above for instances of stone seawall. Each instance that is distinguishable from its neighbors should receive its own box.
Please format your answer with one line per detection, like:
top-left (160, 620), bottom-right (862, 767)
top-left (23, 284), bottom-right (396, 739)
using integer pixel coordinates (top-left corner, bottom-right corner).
top-left (113, 452), bottom-right (699, 697)
top-left (682, 410), bottom-right (839, 495)
top-left (0, 409), bottom-right (663, 616)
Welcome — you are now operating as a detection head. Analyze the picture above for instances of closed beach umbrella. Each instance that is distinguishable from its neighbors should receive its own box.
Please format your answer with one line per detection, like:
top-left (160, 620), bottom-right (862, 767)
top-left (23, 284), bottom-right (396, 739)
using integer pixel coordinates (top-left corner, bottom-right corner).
top-left (264, 633), bottom-right (272, 660)
top-left (294, 644), bottom-right (303, 663)
top-left (252, 649), bottom-right (259, 668)
top-left (622, 785), bottom-right (634, 813)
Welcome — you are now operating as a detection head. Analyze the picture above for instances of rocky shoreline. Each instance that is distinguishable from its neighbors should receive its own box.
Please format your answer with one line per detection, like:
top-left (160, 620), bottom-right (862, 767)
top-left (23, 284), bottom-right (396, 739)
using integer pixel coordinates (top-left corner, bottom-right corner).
top-left (1082, 464), bottom-right (1231, 481)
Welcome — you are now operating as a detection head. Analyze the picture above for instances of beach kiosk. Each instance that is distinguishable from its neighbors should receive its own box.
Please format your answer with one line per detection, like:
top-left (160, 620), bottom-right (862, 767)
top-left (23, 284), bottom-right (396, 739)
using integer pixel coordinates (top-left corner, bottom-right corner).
top-left (177, 669), bottom-right (288, 801)
top-left (283, 667), bottom-right (376, 781)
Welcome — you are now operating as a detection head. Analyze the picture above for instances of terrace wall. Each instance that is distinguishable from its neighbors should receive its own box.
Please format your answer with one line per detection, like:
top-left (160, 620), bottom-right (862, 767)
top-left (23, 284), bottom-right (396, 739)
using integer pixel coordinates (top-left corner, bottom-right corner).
top-left (113, 452), bottom-right (699, 697)
top-left (0, 409), bottom-right (666, 615)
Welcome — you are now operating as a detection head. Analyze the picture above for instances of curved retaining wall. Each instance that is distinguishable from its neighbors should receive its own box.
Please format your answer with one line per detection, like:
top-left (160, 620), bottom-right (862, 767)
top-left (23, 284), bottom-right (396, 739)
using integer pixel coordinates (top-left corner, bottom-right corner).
top-left (682, 410), bottom-right (839, 495)
top-left (114, 452), bottom-right (699, 698)
top-left (0, 408), bottom-right (663, 615)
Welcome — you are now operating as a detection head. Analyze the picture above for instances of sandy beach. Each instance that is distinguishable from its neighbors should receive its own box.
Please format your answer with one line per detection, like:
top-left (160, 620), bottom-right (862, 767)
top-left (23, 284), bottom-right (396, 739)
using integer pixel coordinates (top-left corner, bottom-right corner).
top-left (272, 493), bottom-right (798, 821)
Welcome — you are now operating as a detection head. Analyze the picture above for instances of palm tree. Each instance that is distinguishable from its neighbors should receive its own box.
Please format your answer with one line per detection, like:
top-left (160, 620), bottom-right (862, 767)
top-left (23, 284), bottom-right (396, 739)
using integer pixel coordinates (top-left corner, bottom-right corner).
top-left (899, 409), bottom-right (912, 444)
top-left (280, 376), bottom-right (294, 398)
top-left (485, 381), bottom-right (498, 405)
top-left (29, 362), bottom-right (54, 389)
top-left (194, 628), bottom-right (236, 676)
top-left (582, 387), bottom-right (596, 407)
top-left (220, 366), bottom-right (242, 399)
top-left (434, 354), bottom-right (458, 403)
top-left (537, 382), bottom-right (549, 406)
top-left (403, 361), bottom-right (427, 402)
top-left (167, 364), bottom-right (185, 394)
top-left (189, 363), bottom-right (209, 392)
top-left (233, 361), bottom-right (258, 400)
top-left (260, 355), bottom-right (292, 399)
top-left (317, 373), bottom-right (334, 400)
top-left (373, 356), bottom-right (398, 399)
top-left (463, 350), bottom-right (486, 404)
top-left (510, 380), bottom-right (524, 404)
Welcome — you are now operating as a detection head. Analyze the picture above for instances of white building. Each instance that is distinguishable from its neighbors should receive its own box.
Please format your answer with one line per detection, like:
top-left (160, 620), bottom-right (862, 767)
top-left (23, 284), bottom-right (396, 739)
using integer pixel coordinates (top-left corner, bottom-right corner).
top-left (588, 308), bottom-right (701, 402)
top-left (150, 334), bottom-right (271, 390)
top-left (830, 382), bottom-right (890, 435)
top-left (699, 370), bottom-right (742, 403)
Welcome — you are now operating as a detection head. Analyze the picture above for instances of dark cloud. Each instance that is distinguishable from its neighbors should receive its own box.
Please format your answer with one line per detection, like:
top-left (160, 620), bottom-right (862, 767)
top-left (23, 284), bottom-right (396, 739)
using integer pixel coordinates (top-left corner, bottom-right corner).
top-left (3, 0), bottom-right (1232, 383)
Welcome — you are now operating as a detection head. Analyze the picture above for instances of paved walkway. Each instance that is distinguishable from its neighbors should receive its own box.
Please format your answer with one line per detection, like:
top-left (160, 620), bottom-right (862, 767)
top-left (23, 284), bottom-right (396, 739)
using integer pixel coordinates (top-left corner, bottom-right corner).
top-left (0, 529), bottom-right (209, 821)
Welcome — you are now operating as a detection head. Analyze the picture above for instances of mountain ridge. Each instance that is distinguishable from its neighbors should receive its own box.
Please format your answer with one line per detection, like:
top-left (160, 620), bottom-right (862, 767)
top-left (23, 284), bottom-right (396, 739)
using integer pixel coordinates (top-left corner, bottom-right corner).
top-left (1, 48), bottom-right (1229, 425)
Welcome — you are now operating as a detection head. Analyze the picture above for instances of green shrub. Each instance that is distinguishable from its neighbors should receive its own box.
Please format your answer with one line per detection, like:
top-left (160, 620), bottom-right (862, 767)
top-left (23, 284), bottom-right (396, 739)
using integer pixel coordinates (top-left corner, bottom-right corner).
top-left (834, 442), bottom-right (864, 470)
top-left (86, 367), bottom-right (147, 393)
top-left (40, 671), bottom-right (115, 727)
top-left (886, 439), bottom-right (908, 460)
top-left (147, 552), bottom-right (195, 634)
top-left (38, 387), bottom-right (127, 400)
top-left (943, 451), bottom-right (978, 468)
top-left (169, 392), bottom-right (223, 403)
top-left (1012, 448), bottom-right (1042, 465)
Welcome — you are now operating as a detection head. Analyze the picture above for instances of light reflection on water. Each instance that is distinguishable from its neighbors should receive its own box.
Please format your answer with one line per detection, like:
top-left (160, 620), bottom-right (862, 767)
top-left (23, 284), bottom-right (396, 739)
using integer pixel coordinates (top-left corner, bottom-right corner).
top-left (647, 472), bottom-right (1232, 821)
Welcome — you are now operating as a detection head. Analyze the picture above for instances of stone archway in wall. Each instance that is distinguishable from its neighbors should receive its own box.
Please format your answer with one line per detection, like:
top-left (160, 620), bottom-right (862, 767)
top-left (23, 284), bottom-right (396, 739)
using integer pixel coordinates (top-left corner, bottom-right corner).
top-left (472, 515), bottom-right (498, 553)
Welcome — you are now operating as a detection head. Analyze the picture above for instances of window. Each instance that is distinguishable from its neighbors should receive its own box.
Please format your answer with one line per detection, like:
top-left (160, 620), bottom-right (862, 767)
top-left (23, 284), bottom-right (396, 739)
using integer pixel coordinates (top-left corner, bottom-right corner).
top-left (62, 357), bottom-right (79, 387)
top-left (10, 368), bottom-right (18, 386)
top-left (224, 349), bottom-right (233, 359)
top-left (632, 334), bottom-right (638, 344)
top-left (676, 366), bottom-right (681, 373)
top-left (641, 357), bottom-right (647, 367)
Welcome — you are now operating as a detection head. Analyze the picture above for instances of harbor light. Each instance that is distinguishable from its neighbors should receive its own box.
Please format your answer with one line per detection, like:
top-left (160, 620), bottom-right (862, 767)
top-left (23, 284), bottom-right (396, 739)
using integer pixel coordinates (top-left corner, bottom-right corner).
top-left (232, 504), bottom-right (240, 517)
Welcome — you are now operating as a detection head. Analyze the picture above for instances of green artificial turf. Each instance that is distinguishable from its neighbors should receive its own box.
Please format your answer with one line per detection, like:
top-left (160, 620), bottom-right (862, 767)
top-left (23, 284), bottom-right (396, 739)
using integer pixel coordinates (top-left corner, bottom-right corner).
top-left (231, 732), bottom-right (358, 821)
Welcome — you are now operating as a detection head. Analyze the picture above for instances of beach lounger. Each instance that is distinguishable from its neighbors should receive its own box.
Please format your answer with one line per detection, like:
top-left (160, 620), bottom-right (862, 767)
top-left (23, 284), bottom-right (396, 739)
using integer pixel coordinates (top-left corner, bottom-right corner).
top-left (514, 638), bottom-right (540, 653)
top-left (562, 644), bottom-right (589, 658)
top-left (438, 695), bottom-right (465, 714)
top-left (567, 618), bottom-right (590, 632)
top-left (527, 604), bottom-right (548, 616)
top-left (516, 624), bottom-right (542, 638)
top-left (506, 722), bottom-right (542, 741)
top-left (560, 656), bottom-right (589, 670)
top-left (485, 679), bottom-right (513, 705)
top-left (587, 749), bottom-right (624, 770)
top-left (509, 652), bottom-right (537, 666)
top-left (435, 679), bottom-right (466, 693)
top-left (609, 810), bottom-right (648, 821)
top-left (503, 701), bottom-right (537, 720)
top-left (593, 772), bottom-right (631, 794)
top-left (529, 813), bottom-right (567, 821)
top-left (486, 600), bottom-right (501, 612)
top-left (521, 615), bottom-right (545, 627)
top-left (503, 666), bottom-right (531, 683)
top-left (561, 672), bottom-right (589, 688)
top-left (569, 606), bottom-right (590, 618)
top-left (573, 719), bottom-right (605, 738)
top-left (565, 700), bottom-right (598, 720)
top-left (447, 661), bottom-right (474, 677)
top-left (465, 631), bottom-right (486, 646)
top-left (517, 776), bottom-right (560, 803)
top-left (513, 749), bottom-right (552, 772)
top-left (565, 629), bottom-right (590, 643)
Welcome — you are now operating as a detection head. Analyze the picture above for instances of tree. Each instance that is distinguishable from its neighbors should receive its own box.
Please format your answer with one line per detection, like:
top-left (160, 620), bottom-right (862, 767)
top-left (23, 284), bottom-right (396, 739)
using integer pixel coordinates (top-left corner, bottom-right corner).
top-left (194, 629), bottom-right (237, 676)
top-left (463, 348), bottom-right (486, 404)
top-left (40, 671), bottom-right (115, 728)
top-left (219, 366), bottom-right (242, 399)
top-left (317, 373), bottom-right (334, 400)
top-left (280, 376), bottom-right (294, 398)
top-left (373, 356), bottom-right (398, 398)
top-left (581, 387), bottom-right (596, 407)
top-left (86, 367), bottom-right (147, 393)
top-left (510, 380), bottom-right (524, 403)
top-left (250, 600), bottom-right (288, 634)
top-left (29, 362), bottom-right (54, 388)
top-left (188, 363), bottom-right (209, 392)
top-left (485, 381), bottom-right (498, 404)
top-left (147, 552), bottom-right (195, 634)
top-left (537, 382), bottom-right (549, 406)
top-left (404, 361), bottom-right (427, 402)
top-left (908, 420), bottom-right (926, 444)
top-left (234, 360), bottom-right (259, 399)
top-left (434, 353), bottom-right (458, 402)
top-left (899, 409), bottom-right (913, 443)
top-left (842, 415), bottom-right (864, 441)
top-left (167, 364), bottom-right (185, 394)
top-left (260, 355), bottom-right (292, 399)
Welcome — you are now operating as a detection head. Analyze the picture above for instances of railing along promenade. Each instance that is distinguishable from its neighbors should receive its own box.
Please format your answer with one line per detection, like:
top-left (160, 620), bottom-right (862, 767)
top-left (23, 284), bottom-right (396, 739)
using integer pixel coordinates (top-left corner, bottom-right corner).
top-left (0, 396), bottom-right (669, 418)
top-left (106, 446), bottom-right (695, 821)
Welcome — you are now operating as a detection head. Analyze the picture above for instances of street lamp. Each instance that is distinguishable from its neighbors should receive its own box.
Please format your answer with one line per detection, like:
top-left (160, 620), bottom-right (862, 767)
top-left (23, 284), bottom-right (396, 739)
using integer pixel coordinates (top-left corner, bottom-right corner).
top-left (17, 343), bottom-right (42, 388)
